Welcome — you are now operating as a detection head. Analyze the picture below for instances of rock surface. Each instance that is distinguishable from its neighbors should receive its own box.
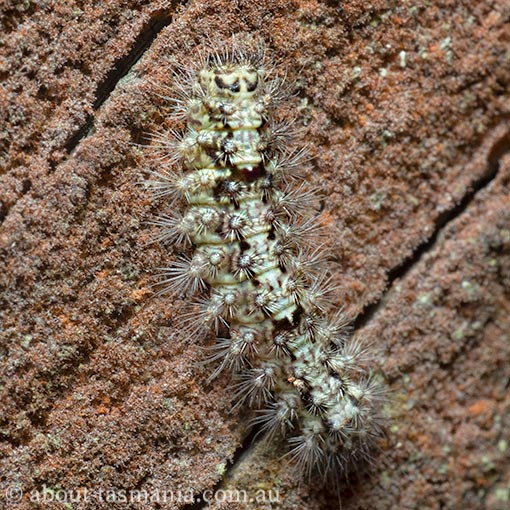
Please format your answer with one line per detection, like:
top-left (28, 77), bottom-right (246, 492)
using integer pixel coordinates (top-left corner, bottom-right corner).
top-left (1, 1), bottom-right (509, 509)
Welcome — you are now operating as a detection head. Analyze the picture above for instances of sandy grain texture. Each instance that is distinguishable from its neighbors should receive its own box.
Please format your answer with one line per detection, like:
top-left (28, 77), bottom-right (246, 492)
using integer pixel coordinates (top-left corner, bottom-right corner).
top-left (1, 1), bottom-right (509, 509)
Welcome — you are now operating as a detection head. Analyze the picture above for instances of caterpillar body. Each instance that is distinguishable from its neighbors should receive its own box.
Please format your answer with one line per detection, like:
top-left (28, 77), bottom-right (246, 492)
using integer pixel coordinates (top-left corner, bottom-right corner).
top-left (146, 37), bottom-right (383, 481)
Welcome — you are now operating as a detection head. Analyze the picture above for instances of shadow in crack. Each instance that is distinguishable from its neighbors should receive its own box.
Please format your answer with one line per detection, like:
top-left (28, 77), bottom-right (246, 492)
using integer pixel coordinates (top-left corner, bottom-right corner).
top-left (354, 125), bottom-right (510, 331)
top-left (64, 8), bottom-right (177, 154)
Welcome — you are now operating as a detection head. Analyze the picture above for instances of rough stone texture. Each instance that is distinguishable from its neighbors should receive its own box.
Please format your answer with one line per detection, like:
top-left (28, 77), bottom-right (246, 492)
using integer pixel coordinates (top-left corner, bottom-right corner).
top-left (0, 1), bottom-right (509, 509)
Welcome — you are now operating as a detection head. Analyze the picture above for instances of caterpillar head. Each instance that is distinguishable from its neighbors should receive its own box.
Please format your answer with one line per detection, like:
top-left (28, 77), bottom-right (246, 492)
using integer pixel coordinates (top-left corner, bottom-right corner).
top-left (200, 65), bottom-right (263, 99)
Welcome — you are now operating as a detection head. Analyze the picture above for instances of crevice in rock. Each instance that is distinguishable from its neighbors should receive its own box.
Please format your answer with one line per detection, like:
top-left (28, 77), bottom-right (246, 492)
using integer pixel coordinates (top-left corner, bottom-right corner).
top-left (354, 127), bottom-right (510, 330)
top-left (0, 8), bottom-right (180, 228)
top-left (63, 8), bottom-right (177, 155)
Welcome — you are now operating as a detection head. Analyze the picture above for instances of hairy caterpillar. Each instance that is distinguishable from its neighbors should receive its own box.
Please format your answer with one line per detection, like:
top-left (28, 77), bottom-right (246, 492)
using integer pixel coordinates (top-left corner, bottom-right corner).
top-left (145, 35), bottom-right (384, 482)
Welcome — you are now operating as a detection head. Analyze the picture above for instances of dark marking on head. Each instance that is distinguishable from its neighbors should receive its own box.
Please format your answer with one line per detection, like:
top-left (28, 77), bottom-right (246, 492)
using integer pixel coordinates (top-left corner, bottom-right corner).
top-left (215, 75), bottom-right (240, 93)
top-left (246, 75), bottom-right (259, 92)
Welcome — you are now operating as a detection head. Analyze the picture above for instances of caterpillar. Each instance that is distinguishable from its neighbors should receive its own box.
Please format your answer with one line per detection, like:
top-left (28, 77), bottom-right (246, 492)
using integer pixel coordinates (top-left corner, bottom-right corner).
top-left (145, 35), bottom-right (384, 482)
